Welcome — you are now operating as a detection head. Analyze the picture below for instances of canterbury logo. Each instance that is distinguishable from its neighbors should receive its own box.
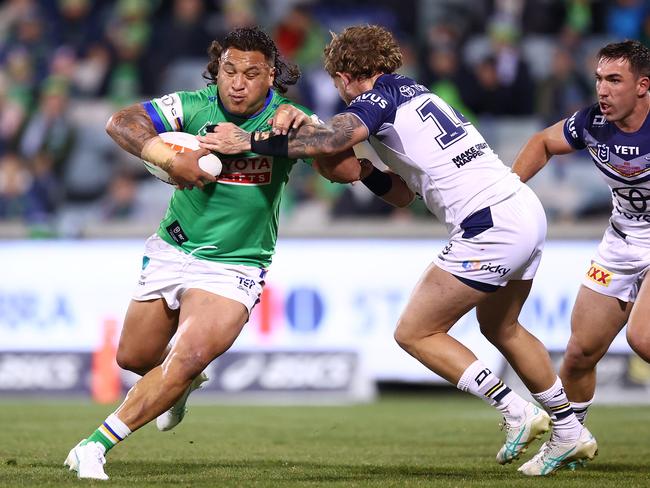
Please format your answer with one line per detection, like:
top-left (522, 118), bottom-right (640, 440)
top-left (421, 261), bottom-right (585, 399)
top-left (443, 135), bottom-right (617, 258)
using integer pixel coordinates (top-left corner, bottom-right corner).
top-left (586, 263), bottom-right (612, 286)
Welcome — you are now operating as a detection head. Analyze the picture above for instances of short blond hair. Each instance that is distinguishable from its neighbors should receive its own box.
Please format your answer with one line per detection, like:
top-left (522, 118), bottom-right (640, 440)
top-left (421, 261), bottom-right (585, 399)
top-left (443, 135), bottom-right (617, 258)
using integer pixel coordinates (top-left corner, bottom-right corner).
top-left (323, 25), bottom-right (403, 80)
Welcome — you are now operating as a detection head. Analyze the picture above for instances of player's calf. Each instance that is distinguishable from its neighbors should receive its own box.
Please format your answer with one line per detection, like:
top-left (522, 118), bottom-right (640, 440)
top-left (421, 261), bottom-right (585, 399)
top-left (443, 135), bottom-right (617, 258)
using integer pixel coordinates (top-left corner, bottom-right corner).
top-left (156, 371), bottom-right (209, 431)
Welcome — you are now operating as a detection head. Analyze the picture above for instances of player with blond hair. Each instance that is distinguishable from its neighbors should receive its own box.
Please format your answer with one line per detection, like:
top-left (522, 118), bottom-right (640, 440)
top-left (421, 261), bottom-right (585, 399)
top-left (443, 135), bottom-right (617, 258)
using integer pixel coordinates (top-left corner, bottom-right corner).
top-left (202, 25), bottom-right (598, 476)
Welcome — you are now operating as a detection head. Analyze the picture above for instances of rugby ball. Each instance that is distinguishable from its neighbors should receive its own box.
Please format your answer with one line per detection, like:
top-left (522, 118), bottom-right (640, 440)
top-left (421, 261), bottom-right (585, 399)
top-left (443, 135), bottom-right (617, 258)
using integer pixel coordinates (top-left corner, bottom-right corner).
top-left (142, 131), bottom-right (222, 185)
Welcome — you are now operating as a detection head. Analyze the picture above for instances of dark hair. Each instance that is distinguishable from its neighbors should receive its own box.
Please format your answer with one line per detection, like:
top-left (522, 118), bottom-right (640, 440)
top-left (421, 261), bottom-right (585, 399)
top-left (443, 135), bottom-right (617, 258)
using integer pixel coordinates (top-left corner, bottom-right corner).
top-left (203, 26), bottom-right (300, 94)
top-left (598, 40), bottom-right (650, 78)
top-left (323, 25), bottom-right (403, 79)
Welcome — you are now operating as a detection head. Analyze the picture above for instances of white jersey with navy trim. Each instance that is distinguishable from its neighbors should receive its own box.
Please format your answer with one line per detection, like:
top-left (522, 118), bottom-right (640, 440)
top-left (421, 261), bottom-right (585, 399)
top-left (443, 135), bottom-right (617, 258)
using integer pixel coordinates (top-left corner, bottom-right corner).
top-left (344, 73), bottom-right (522, 233)
top-left (563, 104), bottom-right (650, 247)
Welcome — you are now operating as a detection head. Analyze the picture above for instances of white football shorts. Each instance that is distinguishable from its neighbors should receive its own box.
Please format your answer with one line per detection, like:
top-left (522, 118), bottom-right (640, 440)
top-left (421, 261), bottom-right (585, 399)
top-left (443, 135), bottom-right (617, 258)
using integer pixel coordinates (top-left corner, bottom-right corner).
top-left (132, 234), bottom-right (266, 313)
top-left (434, 184), bottom-right (547, 291)
top-left (581, 225), bottom-right (650, 302)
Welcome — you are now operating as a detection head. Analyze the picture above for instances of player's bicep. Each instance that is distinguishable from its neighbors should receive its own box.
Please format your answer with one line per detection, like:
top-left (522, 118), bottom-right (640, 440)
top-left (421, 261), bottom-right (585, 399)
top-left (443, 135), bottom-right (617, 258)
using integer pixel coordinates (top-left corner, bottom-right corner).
top-left (542, 119), bottom-right (575, 156)
top-left (329, 113), bottom-right (370, 148)
top-left (106, 103), bottom-right (158, 156)
top-left (107, 103), bottom-right (154, 134)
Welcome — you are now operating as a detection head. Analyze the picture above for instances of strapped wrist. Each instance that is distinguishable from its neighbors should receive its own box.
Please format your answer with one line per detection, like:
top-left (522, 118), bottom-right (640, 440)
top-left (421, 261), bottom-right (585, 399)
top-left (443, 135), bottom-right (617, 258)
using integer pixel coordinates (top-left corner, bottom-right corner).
top-left (250, 131), bottom-right (289, 157)
top-left (361, 166), bottom-right (392, 196)
top-left (141, 136), bottom-right (177, 170)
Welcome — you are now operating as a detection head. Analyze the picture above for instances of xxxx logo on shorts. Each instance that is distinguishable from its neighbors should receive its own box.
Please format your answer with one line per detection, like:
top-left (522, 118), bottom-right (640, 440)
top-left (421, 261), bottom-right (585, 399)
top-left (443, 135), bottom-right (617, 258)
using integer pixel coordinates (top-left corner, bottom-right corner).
top-left (586, 262), bottom-right (613, 286)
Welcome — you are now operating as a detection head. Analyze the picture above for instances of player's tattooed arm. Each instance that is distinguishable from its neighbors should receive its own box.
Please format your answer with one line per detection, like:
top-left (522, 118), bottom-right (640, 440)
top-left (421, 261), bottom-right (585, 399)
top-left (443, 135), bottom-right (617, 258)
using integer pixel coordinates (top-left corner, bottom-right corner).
top-left (287, 113), bottom-right (368, 158)
top-left (199, 113), bottom-right (369, 159)
top-left (106, 104), bottom-right (159, 157)
top-left (106, 103), bottom-right (177, 172)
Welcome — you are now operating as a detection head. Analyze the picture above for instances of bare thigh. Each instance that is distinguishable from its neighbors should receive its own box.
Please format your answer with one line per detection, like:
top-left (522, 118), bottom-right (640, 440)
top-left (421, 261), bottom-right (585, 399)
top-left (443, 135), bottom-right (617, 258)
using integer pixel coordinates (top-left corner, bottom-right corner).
top-left (395, 264), bottom-right (489, 382)
top-left (162, 288), bottom-right (250, 377)
top-left (626, 276), bottom-right (650, 360)
top-left (114, 289), bottom-right (250, 430)
top-left (117, 299), bottom-right (179, 373)
top-left (398, 263), bottom-right (487, 337)
top-left (567, 285), bottom-right (631, 365)
top-left (476, 279), bottom-right (532, 336)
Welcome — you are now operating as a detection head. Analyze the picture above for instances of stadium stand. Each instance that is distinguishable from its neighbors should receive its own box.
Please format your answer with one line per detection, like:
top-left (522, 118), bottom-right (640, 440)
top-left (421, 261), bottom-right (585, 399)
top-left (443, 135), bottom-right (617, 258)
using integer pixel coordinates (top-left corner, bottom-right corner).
top-left (0, 0), bottom-right (638, 237)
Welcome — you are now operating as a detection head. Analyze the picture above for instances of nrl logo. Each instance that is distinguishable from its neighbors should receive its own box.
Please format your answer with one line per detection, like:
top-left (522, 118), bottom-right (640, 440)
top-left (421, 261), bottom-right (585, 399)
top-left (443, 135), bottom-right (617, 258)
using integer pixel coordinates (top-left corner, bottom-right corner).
top-left (595, 143), bottom-right (610, 164)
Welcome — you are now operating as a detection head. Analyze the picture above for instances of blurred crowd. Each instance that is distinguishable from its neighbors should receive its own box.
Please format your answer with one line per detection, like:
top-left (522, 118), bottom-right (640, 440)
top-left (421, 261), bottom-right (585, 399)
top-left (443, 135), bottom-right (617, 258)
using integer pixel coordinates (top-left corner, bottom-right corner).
top-left (0, 0), bottom-right (643, 235)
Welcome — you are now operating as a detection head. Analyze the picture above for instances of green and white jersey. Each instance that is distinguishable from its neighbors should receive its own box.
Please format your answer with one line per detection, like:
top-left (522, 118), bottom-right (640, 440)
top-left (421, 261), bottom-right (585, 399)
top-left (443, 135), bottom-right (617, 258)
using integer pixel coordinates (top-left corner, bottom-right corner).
top-left (143, 85), bottom-right (311, 267)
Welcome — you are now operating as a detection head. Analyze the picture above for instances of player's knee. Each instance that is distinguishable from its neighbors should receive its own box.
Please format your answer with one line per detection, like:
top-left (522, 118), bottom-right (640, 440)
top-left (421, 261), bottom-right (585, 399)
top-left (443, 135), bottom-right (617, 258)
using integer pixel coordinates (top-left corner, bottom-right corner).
top-left (394, 315), bottom-right (433, 352)
top-left (162, 350), bottom-right (210, 386)
top-left (394, 319), bottom-right (416, 351)
top-left (115, 349), bottom-right (156, 375)
top-left (395, 314), bottom-right (451, 352)
top-left (627, 324), bottom-right (650, 362)
top-left (478, 320), bottom-right (513, 345)
top-left (562, 340), bottom-right (598, 372)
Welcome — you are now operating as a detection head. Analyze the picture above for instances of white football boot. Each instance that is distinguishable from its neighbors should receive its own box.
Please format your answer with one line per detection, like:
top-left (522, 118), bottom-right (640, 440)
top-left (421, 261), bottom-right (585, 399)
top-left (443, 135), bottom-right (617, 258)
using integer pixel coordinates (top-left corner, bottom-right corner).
top-left (156, 371), bottom-right (209, 431)
top-left (496, 402), bottom-right (551, 464)
top-left (518, 426), bottom-right (598, 476)
top-left (64, 440), bottom-right (109, 480)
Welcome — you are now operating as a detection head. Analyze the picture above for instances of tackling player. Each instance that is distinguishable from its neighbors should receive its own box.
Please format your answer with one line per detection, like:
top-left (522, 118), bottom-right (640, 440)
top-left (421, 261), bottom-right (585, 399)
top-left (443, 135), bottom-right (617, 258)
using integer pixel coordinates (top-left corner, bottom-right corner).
top-left (63, 27), bottom-right (361, 480)
top-left (512, 40), bottom-right (650, 468)
top-left (201, 25), bottom-right (597, 476)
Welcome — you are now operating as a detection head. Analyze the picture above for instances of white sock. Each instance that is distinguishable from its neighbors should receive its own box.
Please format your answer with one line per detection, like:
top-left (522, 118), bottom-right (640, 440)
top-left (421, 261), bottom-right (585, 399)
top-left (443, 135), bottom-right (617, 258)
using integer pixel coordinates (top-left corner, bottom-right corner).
top-left (106, 414), bottom-right (132, 438)
top-left (457, 360), bottom-right (528, 424)
top-left (532, 377), bottom-right (582, 442)
top-left (571, 399), bottom-right (593, 425)
top-left (90, 413), bottom-right (132, 454)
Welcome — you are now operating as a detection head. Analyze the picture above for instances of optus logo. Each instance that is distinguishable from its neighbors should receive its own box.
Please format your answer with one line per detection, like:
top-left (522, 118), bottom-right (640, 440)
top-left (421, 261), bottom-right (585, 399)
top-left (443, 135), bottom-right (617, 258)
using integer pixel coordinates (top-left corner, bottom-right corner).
top-left (462, 260), bottom-right (482, 270)
top-left (462, 260), bottom-right (511, 276)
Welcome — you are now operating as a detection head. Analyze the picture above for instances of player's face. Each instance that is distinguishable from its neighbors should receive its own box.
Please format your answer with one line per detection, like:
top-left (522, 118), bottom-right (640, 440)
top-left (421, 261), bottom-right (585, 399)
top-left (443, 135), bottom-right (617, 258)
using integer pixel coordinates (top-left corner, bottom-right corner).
top-left (217, 48), bottom-right (275, 116)
top-left (595, 57), bottom-right (647, 122)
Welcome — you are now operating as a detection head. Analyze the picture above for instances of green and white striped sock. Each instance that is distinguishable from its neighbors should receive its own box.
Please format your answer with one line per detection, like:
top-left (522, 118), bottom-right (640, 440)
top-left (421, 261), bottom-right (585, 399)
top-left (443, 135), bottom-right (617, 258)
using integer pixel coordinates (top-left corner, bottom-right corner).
top-left (82, 413), bottom-right (132, 454)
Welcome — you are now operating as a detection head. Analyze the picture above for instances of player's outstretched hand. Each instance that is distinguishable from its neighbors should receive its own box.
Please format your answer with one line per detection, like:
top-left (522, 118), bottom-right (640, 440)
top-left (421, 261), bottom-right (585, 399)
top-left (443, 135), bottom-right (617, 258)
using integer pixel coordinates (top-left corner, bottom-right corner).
top-left (198, 123), bottom-right (251, 155)
top-left (268, 104), bottom-right (312, 135)
top-left (167, 148), bottom-right (217, 190)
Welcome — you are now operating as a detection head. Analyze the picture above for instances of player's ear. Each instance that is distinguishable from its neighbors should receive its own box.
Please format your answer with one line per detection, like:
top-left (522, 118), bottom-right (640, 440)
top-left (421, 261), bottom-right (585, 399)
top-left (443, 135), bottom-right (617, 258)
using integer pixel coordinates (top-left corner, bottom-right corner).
top-left (336, 72), bottom-right (351, 87)
top-left (637, 75), bottom-right (650, 96)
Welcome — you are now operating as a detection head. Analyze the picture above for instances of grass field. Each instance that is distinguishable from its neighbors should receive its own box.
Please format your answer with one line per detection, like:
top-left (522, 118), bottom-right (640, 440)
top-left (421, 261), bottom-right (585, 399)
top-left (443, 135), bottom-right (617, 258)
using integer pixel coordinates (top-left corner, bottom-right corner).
top-left (0, 393), bottom-right (648, 487)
